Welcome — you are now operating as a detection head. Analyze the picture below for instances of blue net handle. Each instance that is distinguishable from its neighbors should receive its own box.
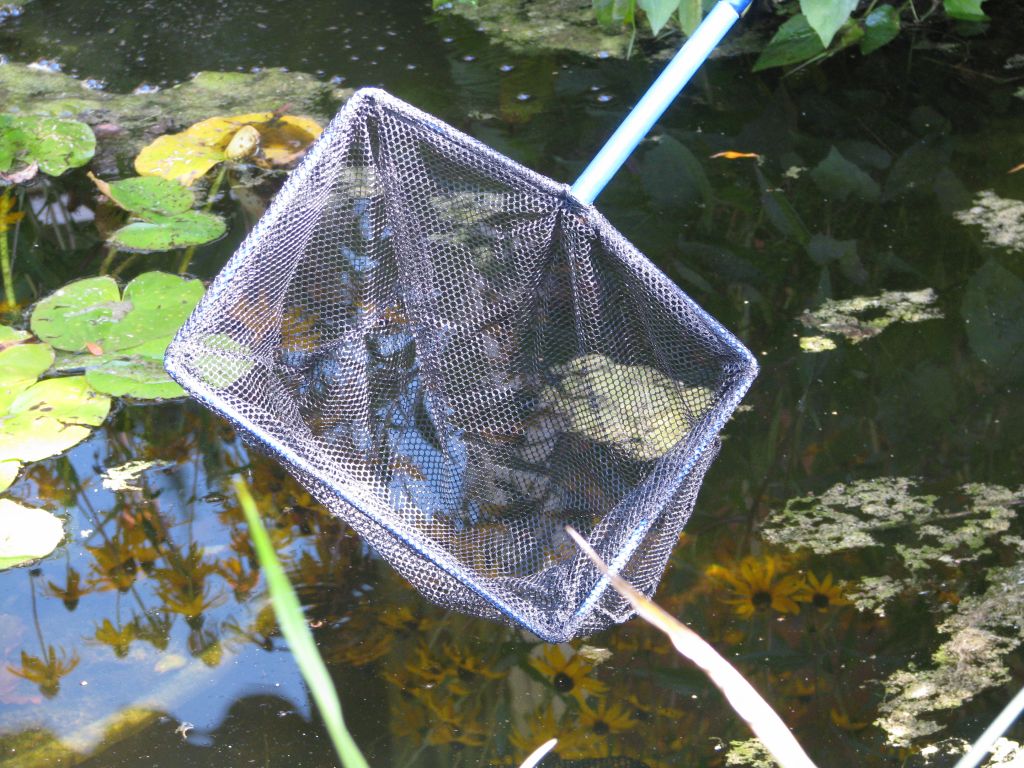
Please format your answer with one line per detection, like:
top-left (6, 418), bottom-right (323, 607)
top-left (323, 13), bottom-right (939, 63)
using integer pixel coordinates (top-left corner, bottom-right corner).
top-left (571, 0), bottom-right (753, 205)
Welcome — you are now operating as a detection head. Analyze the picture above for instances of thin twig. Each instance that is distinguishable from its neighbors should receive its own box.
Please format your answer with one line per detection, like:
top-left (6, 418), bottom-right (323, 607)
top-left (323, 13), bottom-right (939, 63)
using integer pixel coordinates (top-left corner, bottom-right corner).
top-left (566, 526), bottom-right (819, 768)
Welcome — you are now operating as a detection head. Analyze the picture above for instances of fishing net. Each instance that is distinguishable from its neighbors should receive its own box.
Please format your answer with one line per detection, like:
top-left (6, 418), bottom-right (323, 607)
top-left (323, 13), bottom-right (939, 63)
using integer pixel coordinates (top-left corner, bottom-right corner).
top-left (165, 88), bottom-right (757, 642)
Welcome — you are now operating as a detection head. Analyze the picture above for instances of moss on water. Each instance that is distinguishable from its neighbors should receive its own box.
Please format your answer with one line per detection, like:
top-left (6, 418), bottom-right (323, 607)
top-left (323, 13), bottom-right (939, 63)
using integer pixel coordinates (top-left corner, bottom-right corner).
top-left (0, 64), bottom-right (349, 172)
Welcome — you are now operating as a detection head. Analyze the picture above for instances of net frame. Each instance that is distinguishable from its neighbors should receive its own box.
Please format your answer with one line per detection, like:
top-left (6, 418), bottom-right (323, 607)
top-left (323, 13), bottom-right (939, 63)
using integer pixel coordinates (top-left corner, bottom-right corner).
top-left (165, 88), bottom-right (758, 641)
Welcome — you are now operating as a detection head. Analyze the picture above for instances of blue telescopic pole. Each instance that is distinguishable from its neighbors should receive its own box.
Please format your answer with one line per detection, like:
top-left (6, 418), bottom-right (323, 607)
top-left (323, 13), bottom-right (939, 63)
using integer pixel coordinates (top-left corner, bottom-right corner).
top-left (571, 0), bottom-right (753, 205)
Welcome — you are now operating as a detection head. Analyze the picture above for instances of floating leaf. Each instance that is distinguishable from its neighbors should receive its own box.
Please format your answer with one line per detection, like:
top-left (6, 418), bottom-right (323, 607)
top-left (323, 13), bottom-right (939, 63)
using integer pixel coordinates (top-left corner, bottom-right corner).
top-left (30, 272), bottom-right (205, 399)
top-left (753, 14), bottom-right (826, 72)
top-left (135, 111), bottom-right (323, 185)
top-left (0, 376), bottom-right (110, 465)
top-left (0, 114), bottom-right (95, 177)
top-left (0, 326), bottom-right (55, 412)
top-left (0, 461), bottom-right (18, 493)
top-left (109, 211), bottom-right (226, 252)
top-left (0, 500), bottom-right (65, 570)
top-left (88, 172), bottom-right (194, 216)
top-left (800, 0), bottom-right (857, 46)
top-left (943, 0), bottom-right (988, 22)
top-left (961, 259), bottom-right (1024, 380)
top-left (859, 5), bottom-right (901, 55)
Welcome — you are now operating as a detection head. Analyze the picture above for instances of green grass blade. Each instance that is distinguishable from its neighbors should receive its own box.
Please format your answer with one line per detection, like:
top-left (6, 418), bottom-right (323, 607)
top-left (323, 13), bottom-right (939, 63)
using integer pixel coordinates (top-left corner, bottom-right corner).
top-left (233, 478), bottom-right (370, 768)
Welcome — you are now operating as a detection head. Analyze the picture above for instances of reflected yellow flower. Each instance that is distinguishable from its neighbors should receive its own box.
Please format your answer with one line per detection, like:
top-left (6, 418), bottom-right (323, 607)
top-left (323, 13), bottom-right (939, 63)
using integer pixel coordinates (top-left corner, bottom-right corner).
top-left (405, 642), bottom-right (449, 686)
top-left (0, 191), bottom-right (24, 233)
top-left (705, 555), bottom-right (802, 618)
top-left (416, 688), bottom-right (488, 747)
top-left (443, 641), bottom-right (505, 694)
top-left (795, 572), bottom-right (851, 611)
top-left (530, 645), bottom-right (607, 705)
top-left (45, 567), bottom-right (86, 611)
top-left (578, 698), bottom-right (636, 736)
top-left (93, 618), bottom-right (136, 658)
top-left (379, 603), bottom-right (435, 636)
top-left (830, 707), bottom-right (869, 732)
top-left (7, 646), bottom-right (79, 698)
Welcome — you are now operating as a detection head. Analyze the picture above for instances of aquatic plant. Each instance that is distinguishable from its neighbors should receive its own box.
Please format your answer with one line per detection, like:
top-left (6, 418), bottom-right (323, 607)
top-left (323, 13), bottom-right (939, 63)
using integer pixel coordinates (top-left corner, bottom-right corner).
top-left (30, 272), bottom-right (205, 399)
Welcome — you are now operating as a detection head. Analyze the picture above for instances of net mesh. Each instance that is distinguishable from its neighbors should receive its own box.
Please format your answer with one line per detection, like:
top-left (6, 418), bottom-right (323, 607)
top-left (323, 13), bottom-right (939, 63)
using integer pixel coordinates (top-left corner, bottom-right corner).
top-left (165, 88), bottom-right (757, 642)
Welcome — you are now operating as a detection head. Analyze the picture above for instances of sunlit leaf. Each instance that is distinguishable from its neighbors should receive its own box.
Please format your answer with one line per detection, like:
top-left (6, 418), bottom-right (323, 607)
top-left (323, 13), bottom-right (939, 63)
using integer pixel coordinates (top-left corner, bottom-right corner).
top-left (0, 114), bottom-right (95, 177)
top-left (678, 0), bottom-right (701, 35)
top-left (109, 211), bottom-right (226, 252)
top-left (135, 111), bottom-right (323, 186)
top-left (943, 0), bottom-right (988, 22)
top-left (860, 5), bottom-right (901, 55)
top-left (638, 0), bottom-right (677, 35)
top-left (0, 326), bottom-right (54, 412)
top-left (30, 272), bottom-right (204, 399)
top-left (233, 479), bottom-right (371, 768)
top-left (593, 0), bottom-right (636, 30)
top-left (0, 376), bottom-right (110, 464)
top-left (800, 0), bottom-right (857, 47)
top-left (0, 460), bottom-right (19, 493)
top-left (0, 500), bottom-right (64, 570)
top-left (1008, 162), bottom-right (1024, 174)
top-left (88, 172), bottom-right (194, 216)
top-left (753, 14), bottom-right (826, 72)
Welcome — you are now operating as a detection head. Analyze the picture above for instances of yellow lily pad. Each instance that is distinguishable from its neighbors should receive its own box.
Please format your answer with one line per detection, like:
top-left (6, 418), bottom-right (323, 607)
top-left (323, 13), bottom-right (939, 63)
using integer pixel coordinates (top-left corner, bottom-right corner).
top-left (134, 112), bottom-right (323, 186)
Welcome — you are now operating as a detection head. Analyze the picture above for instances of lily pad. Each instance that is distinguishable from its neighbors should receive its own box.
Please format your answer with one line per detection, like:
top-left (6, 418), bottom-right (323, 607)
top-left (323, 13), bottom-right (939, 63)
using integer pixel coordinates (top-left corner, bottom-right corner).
top-left (540, 353), bottom-right (712, 461)
top-left (0, 500), bottom-right (65, 570)
top-left (109, 211), bottom-right (226, 252)
top-left (30, 273), bottom-right (204, 399)
top-left (0, 376), bottom-right (110, 464)
top-left (0, 113), bottom-right (96, 177)
top-left (0, 461), bottom-right (19, 493)
top-left (135, 112), bottom-right (323, 186)
top-left (88, 173), bottom-right (194, 216)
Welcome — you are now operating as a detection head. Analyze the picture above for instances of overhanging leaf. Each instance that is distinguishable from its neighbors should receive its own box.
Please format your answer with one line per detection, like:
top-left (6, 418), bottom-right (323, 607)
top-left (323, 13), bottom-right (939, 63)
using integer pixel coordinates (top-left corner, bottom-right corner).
top-left (0, 500), bottom-right (65, 570)
top-left (639, 135), bottom-right (711, 210)
top-left (860, 5), bottom-right (901, 55)
top-left (944, 0), bottom-right (988, 22)
top-left (638, 0), bottom-right (678, 35)
top-left (30, 272), bottom-right (204, 399)
top-left (800, 0), bottom-right (858, 47)
top-left (753, 14), bottom-right (826, 72)
top-left (0, 114), bottom-right (96, 177)
top-left (109, 211), bottom-right (226, 252)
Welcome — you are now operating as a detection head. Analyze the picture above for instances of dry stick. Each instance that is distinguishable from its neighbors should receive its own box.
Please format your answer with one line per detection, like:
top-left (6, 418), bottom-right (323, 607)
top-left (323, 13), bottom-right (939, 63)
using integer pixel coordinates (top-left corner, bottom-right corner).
top-left (565, 526), bottom-right (819, 768)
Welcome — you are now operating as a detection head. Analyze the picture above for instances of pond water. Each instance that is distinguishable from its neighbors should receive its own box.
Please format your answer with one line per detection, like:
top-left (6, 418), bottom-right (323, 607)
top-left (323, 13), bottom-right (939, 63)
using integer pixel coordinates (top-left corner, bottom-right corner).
top-left (1, 1), bottom-right (1023, 767)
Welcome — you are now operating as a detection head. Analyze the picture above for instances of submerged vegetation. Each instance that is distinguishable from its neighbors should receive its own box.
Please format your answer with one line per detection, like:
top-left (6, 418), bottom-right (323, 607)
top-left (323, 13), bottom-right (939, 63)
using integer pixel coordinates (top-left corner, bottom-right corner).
top-left (0, 0), bottom-right (1021, 766)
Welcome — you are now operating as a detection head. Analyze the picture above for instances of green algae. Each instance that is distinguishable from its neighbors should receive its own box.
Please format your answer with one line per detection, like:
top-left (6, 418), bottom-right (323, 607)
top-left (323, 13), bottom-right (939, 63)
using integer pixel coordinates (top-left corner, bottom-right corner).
top-left (441, 0), bottom-right (631, 58)
top-left (799, 288), bottom-right (943, 344)
top-left (725, 738), bottom-right (777, 768)
top-left (764, 478), bottom-right (1024, 748)
top-left (954, 190), bottom-right (1024, 252)
top-left (875, 562), bottom-right (1024, 747)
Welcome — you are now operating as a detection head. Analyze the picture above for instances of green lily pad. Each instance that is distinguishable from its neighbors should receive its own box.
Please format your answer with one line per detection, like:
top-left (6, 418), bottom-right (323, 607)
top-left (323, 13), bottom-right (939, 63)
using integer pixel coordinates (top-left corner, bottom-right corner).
top-left (85, 358), bottom-right (185, 400)
top-left (109, 211), bottom-right (226, 253)
top-left (30, 272), bottom-right (204, 399)
top-left (0, 376), bottom-right (110, 464)
top-left (191, 333), bottom-right (255, 390)
top-left (0, 499), bottom-right (65, 570)
top-left (540, 353), bottom-right (713, 461)
top-left (0, 327), bottom-right (55, 413)
top-left (0, 113), bottom-right (96, 177)
top-left (0, 461), bottom-right (19, 493)
top-left (90, 173), bottom-right (194, 216)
